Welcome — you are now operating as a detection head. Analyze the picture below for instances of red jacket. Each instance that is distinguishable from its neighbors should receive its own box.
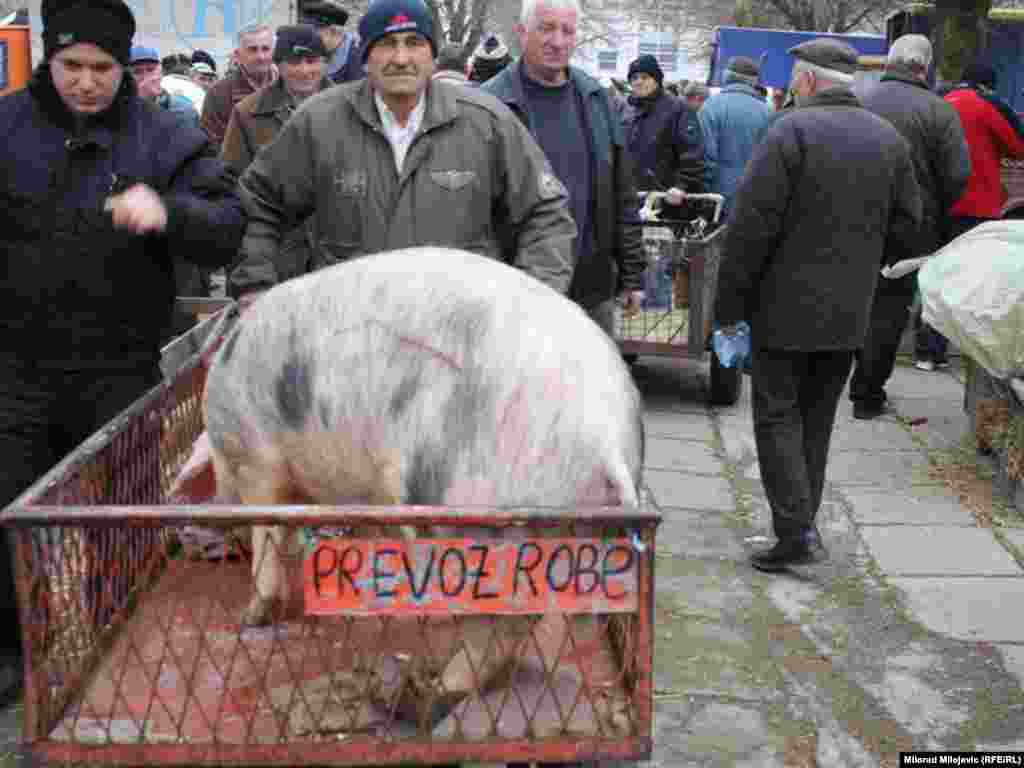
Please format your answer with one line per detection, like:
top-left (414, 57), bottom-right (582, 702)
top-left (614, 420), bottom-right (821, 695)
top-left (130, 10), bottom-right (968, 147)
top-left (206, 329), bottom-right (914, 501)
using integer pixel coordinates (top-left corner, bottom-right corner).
top-left (945, 87), bottom-right (1024, 218)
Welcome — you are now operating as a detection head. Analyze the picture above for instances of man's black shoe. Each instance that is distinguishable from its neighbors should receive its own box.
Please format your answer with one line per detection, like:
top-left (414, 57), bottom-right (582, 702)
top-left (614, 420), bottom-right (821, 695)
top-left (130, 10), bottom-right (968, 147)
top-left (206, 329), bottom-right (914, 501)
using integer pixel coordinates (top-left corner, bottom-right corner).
top-left (750, 532), bottom-right (827, 572)
top-left (853, 401), bottom-right (886, 420)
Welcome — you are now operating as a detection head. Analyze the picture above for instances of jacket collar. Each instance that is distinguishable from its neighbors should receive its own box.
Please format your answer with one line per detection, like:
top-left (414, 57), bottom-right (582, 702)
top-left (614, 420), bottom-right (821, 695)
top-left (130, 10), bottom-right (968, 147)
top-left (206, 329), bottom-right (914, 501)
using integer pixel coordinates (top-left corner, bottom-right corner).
top-left (491, 59), bottom-right (602, 109)
top-left (349, 78), bottom-right (460, 136)
top-left (28, 62), bottom-right (136, 147)
top-left (881, 64), bottom-right (930, 90)
top-left (251, 77), bottom-right (333, 118)
top-left (722, 81), bottom-right (764, 99)
top-left (801, 87), bottom-right (860, 109)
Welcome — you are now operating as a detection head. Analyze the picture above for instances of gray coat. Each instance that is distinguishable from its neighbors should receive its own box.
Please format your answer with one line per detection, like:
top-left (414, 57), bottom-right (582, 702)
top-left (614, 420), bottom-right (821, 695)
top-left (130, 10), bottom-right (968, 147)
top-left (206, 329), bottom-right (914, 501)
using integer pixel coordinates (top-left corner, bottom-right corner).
top-left (714, 88), bottom-right (923, 352)
top-left (858, 65), bottom-right (970, 255)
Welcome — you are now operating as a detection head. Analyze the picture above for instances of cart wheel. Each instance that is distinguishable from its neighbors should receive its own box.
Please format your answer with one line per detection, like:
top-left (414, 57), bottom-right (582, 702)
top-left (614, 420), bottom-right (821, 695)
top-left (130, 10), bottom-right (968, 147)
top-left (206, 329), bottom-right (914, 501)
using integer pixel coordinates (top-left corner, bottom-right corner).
top-left (708, 351), bottom-right (743, 406)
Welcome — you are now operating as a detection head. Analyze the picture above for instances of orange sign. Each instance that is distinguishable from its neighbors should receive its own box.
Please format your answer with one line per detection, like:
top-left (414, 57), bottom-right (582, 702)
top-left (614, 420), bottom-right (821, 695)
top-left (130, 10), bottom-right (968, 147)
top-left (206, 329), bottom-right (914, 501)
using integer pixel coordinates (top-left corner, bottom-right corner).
top-left (304, 538), bottom-right (639, 616)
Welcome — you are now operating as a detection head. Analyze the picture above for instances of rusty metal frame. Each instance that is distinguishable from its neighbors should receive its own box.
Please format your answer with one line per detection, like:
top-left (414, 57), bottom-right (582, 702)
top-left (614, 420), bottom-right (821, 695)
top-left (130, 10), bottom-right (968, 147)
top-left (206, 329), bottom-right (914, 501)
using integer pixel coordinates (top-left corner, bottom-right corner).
top-left (2, 305), bottom-right (662, 767)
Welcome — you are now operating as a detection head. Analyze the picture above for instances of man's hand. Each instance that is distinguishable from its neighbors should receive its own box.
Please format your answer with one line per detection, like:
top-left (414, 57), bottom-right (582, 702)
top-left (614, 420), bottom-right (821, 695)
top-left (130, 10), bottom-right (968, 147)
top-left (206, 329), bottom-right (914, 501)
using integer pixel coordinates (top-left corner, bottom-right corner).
top-left (105, 184), bottom-right (168, 235)
top-left (621, 289), bottom-right (645, 316)
top-left (665, 187), bottom-right (686, 206)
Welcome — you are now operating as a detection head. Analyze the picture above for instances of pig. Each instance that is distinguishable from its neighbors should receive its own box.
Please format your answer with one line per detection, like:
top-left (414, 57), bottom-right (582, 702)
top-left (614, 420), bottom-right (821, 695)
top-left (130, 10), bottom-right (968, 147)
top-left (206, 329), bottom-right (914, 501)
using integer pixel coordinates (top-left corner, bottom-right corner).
top-left (199, 247), bottom-right (645, 716)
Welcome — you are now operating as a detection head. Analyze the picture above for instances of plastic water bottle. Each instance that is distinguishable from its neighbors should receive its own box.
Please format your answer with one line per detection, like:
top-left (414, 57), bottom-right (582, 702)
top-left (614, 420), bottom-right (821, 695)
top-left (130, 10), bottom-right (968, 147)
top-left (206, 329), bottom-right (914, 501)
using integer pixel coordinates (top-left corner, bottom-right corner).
top-left (712, 322), bottom-right (751, 369)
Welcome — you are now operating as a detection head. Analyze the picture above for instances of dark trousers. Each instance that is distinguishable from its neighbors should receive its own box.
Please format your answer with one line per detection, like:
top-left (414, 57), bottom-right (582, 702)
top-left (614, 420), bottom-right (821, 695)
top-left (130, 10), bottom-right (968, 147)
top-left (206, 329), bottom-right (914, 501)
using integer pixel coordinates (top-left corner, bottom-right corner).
top-left (915, 215), bottom-right (988, 363)
top-left (0, 365), bottom-right (159, 653)
top-left (753, 349), bottom-right (854, 537)
top-left (850, 274), bottom-right (917, 408)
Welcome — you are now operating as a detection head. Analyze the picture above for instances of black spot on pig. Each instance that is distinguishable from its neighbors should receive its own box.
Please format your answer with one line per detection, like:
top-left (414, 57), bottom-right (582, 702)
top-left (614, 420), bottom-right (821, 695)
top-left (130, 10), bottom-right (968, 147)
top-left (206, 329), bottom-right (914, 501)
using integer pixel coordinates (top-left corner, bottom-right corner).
top-left (275, 352), bottom-right (315, 429)
top-left (439, 299), bottom-right (495, 454)
top-left (389, 368), bottom-right (422, 418)
top-left (219, 327), bottom-right (241, 364)
top-left (406, 445), bottom-right (452, 505)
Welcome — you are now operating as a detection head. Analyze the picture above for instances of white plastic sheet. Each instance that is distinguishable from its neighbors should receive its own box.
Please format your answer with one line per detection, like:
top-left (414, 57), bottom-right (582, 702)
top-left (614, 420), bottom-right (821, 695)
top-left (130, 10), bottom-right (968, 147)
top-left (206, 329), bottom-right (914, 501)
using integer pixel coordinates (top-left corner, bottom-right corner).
top-left (918, 220), bottom-right (1024, 379)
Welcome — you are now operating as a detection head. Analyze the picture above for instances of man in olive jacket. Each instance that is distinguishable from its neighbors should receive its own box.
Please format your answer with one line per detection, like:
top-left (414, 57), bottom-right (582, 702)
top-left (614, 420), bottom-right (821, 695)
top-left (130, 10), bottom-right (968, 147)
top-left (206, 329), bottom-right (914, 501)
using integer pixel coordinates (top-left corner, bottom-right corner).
top-left (714, 39), bottom-right (923, 572)
top-left (849, 34), bottom-right (970, 419)
top-left (231, 0), bottom-right (575, 299)
top-left (222, 25), bottom-right (334, 283)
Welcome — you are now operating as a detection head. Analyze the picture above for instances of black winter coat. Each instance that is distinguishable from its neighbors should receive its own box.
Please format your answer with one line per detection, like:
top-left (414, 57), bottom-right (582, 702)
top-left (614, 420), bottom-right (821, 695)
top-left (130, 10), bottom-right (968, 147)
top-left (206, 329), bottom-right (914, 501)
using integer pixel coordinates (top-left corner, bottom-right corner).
top-left (623, 89), bottom-right (706, 194)
top-left (714, 89), bottom-right (923, 352)
top-left (0, 68), bottom-right (245, 369)
top-left (858, 66), bottom-right (970, 256)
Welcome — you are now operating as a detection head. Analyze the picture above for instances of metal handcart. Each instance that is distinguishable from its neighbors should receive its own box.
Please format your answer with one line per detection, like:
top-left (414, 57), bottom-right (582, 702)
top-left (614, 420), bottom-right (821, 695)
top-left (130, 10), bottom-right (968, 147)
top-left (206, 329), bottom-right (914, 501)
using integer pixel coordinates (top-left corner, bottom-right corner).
top-left (3, 301), bottom-right (662, 767)
top-left (616, 191), bottom-right (742, 406)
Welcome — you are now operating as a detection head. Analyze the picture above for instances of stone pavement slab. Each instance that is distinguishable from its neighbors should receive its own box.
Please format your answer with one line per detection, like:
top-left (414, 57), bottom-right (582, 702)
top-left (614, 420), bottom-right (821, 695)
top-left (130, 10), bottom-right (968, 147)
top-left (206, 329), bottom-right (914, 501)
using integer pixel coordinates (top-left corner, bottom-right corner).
top-left (656, 508), bottom-right (746, 558)
top-left (643, 410), bottom-right (716, 442)
top-left (997, 644), bottom-right (1024, 689)
top-left (841, 488), bottom-right (974, 526)
top-left (888, 365), bottom-right (966, 400)
top-left (860, 527), bottom-right (1021, 576)
top-left (891, 577), bottom-right (1024, 641)
top-left (999, 528), bottom-right (1024, 557)
top-left (718, 422), bottom-right (758, 463)
top-left (644, 469), bottom-right (734, 511)
top-left (645, 438), bottom-right (723, 475)
top-left (829, 418), bottom-right (919, 452)
top-left (826, 449), bottom-right (938, 488)
top-left (888, 394), bottom-right (970, 451)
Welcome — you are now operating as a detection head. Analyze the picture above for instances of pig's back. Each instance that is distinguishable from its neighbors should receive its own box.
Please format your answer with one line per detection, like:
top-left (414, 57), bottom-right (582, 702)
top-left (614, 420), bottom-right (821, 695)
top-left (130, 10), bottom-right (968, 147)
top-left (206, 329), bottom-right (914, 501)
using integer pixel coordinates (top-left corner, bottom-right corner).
top-left (205, 249), bottom-right (643, 507)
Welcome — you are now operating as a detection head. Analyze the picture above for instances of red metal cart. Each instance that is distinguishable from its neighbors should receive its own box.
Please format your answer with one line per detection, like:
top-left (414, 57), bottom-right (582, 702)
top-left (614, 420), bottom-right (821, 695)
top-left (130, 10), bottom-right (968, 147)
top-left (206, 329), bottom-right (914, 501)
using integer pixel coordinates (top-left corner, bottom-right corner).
top-left (3, 306), bottom-right (662, 767)
top-left (616, 192), bottom-right (742, 406)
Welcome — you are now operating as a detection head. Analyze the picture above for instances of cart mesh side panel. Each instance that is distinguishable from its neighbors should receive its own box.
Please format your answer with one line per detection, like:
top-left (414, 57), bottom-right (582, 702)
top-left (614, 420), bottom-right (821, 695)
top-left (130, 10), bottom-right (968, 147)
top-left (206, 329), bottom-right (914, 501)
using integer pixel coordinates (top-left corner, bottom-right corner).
top-left (5, 319), bottom-right (659, 766)
top-left (616, 224), bottom-right (726, 357)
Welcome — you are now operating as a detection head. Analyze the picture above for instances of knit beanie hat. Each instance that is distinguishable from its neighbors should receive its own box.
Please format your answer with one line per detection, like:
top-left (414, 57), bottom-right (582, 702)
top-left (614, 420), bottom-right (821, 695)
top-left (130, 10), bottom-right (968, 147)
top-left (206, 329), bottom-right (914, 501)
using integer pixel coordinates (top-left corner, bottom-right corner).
top-left (42, 0), bottom-right (136, 65)
top-left (725, 55), bottom-right (759, 86)
top-left (628, 53), bottom-right (664, 85)
top-left (358, 0), bottom-right (436, 62)
top-left (273, 24), bottom-right (328, 62)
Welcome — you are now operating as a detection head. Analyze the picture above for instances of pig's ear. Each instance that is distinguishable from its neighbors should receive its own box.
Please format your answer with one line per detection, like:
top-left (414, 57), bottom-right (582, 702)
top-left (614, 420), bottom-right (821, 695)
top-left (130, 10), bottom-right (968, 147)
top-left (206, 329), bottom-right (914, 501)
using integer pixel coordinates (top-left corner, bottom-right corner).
top-left (168, 460), bottom-right (217, 503)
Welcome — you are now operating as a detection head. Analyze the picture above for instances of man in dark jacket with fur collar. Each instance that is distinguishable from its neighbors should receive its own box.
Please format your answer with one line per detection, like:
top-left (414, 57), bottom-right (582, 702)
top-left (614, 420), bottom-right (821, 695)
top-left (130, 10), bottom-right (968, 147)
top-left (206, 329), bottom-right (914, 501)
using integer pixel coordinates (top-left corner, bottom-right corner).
top-left (0, 0), bottom-right (245, 697)
top-left (849, 34), bottom-right (970, 418)
top-left (715, 39), bottom-right (922, 572)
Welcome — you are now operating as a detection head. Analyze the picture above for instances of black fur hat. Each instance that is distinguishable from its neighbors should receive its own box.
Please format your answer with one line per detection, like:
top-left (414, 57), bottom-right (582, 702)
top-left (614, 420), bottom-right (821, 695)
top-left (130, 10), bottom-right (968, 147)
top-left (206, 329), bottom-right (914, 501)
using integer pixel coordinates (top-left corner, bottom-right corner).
top-left (41, 0), bottom-right (136, 65)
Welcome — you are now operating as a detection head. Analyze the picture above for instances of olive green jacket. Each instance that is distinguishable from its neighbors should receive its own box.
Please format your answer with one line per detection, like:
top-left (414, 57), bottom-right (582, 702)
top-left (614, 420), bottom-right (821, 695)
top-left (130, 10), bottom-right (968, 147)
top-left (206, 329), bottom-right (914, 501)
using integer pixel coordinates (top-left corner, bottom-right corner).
top-left (222, 78), bottom-right (333, 282)
top-left (230, 78), bottom-right (576, 296)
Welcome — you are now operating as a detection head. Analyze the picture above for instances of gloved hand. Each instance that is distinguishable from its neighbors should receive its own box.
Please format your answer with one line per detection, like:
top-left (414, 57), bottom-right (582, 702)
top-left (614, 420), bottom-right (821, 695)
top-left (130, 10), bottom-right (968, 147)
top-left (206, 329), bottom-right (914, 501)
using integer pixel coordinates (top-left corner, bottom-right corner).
top-left (712, 321), bottom-right (751, 369)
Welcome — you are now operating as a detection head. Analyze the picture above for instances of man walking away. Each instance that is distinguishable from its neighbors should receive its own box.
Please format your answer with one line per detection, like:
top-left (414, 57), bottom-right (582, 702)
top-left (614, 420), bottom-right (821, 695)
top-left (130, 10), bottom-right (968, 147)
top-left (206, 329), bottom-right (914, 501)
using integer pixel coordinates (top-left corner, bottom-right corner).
top-left (699, 55), bottom-right (771, 218)
top-left (850, 34), bottom-right (970, 416)
top-left (714, 39), bottom-right (922, 572)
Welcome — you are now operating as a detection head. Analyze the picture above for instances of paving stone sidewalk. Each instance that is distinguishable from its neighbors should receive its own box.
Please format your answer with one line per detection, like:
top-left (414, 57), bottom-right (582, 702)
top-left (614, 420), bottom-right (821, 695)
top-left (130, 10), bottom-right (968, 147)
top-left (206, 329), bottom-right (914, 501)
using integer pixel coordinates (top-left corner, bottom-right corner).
top-left (3, 357), bottom-right (1024, 768)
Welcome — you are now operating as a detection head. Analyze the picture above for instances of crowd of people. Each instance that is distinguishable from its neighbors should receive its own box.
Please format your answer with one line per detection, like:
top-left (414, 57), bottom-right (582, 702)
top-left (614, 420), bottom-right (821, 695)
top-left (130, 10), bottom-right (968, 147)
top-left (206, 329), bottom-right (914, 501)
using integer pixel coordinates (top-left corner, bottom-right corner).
top-left (1, 0), bottom-right (1023, 710)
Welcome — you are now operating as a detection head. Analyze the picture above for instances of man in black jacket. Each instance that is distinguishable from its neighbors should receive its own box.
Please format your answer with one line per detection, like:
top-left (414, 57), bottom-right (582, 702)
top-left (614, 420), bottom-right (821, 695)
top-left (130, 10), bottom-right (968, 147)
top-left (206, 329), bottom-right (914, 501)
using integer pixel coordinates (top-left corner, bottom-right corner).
top-left (714, 39), bottom-right (922, 572)
top-left (0, 0), bottom-right (245, 697)
top-left (622, 53), bottom-right (706, 202)
top-left (849, 34), bottom-right (970, 419)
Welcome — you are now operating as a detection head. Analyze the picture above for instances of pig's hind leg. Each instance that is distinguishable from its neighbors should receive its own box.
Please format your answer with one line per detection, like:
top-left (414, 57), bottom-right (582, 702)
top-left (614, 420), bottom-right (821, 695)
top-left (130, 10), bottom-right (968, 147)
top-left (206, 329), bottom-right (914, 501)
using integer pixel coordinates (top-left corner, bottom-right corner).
top-left (210, 446), bottom-right (303, 627)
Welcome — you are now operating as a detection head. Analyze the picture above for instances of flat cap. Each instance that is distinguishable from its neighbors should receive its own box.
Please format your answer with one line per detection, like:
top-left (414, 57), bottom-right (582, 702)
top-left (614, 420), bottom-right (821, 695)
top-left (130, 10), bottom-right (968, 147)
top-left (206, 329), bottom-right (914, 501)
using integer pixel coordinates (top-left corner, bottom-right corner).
top-left (788, 38), bottom-right (858, 75)
top-left (726, 55), bottom-right (759, 78)
top-left (300, 0), bottom-right (349, 28)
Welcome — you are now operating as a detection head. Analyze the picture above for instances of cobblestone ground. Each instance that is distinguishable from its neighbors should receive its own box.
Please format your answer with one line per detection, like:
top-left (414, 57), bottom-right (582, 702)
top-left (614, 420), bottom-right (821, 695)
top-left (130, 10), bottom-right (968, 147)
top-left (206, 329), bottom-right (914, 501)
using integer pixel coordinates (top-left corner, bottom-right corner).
top-left (2, 355), bottom-right (1023, 768)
